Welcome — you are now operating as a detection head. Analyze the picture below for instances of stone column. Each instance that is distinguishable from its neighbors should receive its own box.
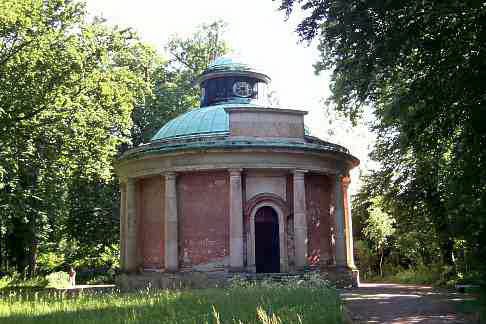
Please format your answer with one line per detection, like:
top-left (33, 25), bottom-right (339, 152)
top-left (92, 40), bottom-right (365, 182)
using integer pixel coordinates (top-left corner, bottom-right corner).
top-left (119, 179), bottom-right (127, 271)
top-left (343, 176), bottom-right (356, 269)
top-left (334, 174), bottom-right (348, 268)
top-left (164, 172), bottom-right (178, 272)
top-left (125, 178), bottom-right (138, 272)
top-left (293, 170), bottom-right (308, 269)
top-left (229, 169), bottom-right (244, 270)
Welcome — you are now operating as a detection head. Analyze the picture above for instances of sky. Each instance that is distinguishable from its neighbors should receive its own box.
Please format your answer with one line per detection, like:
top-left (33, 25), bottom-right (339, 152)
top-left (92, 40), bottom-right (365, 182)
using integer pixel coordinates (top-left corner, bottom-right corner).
top-left (84, 0), bottom-right (376, 192)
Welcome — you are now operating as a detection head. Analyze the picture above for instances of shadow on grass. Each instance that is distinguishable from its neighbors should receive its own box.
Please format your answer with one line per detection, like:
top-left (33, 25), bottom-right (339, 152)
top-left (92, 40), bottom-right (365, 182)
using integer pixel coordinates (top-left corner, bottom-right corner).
top-left (455, 286), bottom-right (485, 323)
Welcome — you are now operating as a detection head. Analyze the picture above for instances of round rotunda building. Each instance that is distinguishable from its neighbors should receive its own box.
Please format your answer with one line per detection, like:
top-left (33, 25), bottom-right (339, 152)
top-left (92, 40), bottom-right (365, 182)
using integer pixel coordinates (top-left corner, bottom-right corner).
top-left (116, 56), bottom-right (359, 288)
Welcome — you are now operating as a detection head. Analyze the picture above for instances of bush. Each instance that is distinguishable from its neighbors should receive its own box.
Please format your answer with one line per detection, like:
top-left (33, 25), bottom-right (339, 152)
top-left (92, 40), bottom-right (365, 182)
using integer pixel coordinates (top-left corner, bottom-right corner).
top-left (76, 268), bottom-right (116, 285)
top-left (45, 271), bottom-right (70, 288)
top-left (0, 272), bottom-right (48, 289)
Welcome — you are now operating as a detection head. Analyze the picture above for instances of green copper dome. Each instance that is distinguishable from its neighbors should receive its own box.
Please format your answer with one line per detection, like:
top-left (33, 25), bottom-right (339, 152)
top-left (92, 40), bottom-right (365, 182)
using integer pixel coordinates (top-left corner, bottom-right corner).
top-left (151, 105), bottom-right (228, 141)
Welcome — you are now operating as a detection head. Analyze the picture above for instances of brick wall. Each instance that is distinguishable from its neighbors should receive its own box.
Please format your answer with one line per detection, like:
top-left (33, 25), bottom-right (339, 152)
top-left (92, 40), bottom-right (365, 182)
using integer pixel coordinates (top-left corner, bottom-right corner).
top-left (178, 171), bottom-right (229, 270)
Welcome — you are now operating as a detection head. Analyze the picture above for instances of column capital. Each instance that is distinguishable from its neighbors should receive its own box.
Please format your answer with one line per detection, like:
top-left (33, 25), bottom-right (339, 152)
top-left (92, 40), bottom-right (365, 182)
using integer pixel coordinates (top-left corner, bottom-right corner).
top-left (228, 168), bottom-right (243, 176)
top-left (164, 171), bottom-right (177, 181)
top-left (342, 175), bottom-right (351, 188)
top-left (292, 169), bottom-right (307, 178)
top-left (126, 177), bottom-right (136, 186)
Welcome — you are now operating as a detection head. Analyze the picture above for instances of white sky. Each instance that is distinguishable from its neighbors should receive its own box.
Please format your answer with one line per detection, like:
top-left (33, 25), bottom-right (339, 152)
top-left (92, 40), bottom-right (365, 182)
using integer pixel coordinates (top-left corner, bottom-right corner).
top-left (84, 0), bottom-right (376, 192)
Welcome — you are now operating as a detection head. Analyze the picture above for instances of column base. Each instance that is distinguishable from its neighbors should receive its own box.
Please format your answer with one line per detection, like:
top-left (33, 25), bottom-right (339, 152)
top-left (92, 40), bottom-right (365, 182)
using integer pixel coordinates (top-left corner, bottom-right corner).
top-left (295, 265), bottom-right (311, 272)
top-left (228, 266), bottom-right (246, 273)
top-left (322, 266), bottom-right (360, 288)
top-left (164, 269), bottom-right (179, 274)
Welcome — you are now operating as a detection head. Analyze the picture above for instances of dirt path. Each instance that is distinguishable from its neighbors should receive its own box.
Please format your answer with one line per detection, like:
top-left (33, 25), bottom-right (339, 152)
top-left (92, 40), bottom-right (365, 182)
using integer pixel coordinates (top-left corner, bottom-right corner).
top-left (340, 283), bottom-right (478, 324)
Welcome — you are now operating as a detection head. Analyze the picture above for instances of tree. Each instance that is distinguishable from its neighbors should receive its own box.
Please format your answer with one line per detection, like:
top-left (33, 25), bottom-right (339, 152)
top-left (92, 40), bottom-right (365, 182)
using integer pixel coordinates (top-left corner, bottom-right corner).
top-left (0, 0), bottom-right (151, 276)
top-left (362, 198), bottom-right (395, 276)
top-left (277, 0), bottom-right (486, 275)
top-left (130, 20), bottom-right (230, 146)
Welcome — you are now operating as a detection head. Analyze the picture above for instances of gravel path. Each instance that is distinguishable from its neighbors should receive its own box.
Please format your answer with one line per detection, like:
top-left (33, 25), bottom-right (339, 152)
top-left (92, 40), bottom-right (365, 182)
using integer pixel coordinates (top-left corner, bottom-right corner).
top-left (340, 283), bottom-right (478, 324)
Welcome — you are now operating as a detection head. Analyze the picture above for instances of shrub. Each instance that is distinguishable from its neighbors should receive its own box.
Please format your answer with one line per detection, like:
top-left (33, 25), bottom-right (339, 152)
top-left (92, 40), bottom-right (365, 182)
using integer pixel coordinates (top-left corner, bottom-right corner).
top-left (45, 271), bottom-right (70, 288)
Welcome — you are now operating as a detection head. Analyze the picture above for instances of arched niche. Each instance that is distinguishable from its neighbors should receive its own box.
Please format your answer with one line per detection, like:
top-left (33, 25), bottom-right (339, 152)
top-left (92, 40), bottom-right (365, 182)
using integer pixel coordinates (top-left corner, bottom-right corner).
top-left (245, 194), bottom-right (289, 273)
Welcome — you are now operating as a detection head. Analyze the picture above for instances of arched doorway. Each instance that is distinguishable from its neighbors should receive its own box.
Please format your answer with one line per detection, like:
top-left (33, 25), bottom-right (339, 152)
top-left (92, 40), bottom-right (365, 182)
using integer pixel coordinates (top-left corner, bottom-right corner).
top-left (255, 206), bottom-right (280, 273)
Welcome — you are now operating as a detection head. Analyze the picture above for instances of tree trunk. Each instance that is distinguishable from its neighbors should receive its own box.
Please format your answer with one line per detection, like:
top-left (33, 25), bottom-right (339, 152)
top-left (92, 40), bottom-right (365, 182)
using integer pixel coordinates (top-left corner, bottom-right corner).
top-left (440, 236), bottom-right (455, 266)
top-left (29, 236), bottom-right (38, 277)
top-left (28, 167), bottom-right (38, 278)
top-left (0, 217), bottom-right (3, 273)
top-left (379, 247), bottom-right (384, 277)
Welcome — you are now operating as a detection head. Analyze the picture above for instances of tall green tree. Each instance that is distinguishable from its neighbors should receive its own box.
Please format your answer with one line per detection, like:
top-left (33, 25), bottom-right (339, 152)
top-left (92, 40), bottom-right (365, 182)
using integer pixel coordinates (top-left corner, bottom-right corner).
top-left (362, 198), bottom-right (395, 276)
top-left (277, 0), bottom-right (486, 274)
top-left (0, 0), bottom-right (150, 276)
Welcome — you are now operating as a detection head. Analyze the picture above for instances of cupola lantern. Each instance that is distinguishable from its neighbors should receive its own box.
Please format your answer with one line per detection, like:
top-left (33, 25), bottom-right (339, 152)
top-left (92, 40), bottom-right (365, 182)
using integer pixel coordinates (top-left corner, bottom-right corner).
top-left (196, 56), bottom-right (271, 107)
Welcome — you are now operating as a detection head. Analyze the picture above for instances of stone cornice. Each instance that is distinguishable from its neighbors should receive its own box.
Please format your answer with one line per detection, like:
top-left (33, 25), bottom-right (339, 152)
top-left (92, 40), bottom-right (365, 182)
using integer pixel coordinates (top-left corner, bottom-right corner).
top-left (224, 107), bottom-right (308, 115)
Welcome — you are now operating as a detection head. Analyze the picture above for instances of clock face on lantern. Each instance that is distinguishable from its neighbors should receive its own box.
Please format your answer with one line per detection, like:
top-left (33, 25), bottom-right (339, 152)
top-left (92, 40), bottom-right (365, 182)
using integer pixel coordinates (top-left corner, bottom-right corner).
top-left (233, 81), bottom-right (252, 97)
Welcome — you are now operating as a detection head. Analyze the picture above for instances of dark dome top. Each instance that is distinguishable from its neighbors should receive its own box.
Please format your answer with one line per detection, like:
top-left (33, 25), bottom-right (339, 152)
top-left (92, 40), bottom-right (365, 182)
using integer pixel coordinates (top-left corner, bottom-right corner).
top-left (196, 55), bottom-right (270, 85)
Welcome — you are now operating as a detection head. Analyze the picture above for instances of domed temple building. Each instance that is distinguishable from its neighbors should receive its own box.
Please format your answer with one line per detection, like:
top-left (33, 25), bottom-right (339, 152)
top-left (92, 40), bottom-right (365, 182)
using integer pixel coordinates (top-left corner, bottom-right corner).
top-left (116, 56), bottom-right (360, 288)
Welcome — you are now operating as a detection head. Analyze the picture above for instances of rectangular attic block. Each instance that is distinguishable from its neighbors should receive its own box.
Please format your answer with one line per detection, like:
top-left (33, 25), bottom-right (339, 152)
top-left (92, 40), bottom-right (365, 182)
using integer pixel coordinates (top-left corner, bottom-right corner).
top-left (225, 107), bottom-right (307, 139)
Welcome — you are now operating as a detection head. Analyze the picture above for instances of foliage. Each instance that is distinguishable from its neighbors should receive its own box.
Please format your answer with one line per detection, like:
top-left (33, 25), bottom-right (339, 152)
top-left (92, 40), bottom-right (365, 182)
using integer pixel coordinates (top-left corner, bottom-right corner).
top-left (361, 197), bottom-right (395, 276)
top-left (365, 264), bottom-right (444, 285)
top-left (363, 198), bottom-right (395, 251)
top-left (0, 272), bottom-right (48, 290)
top-left (131, 20), bottom-right (230, 146)
top-left (45, 271), bottom-right (69, 288)
top-left (456, 286), bottom-right (486, 322)
top-left (0, 0), bottom-right (152, 276)
top-left (278, 0), bottom-right (486, 279)
top-left (0, 283), bottom-right (343, 324)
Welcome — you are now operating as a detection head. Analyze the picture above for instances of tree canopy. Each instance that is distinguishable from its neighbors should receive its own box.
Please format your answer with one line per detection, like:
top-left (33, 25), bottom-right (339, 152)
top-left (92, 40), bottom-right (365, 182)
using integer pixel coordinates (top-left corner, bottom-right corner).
top-left (131, 20), bottom-right (229, 146)
top-left (277, 0), bottom-right (486, 277)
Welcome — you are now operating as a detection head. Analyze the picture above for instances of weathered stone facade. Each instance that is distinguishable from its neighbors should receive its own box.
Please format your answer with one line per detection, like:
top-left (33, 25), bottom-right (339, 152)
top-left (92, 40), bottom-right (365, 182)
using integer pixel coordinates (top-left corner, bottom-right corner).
top-left (116, 56), bottom-right (360, 287)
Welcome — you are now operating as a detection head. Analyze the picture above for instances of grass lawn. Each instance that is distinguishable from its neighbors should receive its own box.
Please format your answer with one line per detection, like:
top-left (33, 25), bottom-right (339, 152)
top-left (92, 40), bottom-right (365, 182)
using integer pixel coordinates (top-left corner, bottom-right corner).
top-left (0, 281), bottom-right (344, 324)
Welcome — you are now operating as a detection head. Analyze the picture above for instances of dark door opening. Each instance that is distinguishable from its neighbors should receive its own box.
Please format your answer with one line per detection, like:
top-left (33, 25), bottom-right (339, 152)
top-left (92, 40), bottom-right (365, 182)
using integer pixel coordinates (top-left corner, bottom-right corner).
top-left (255, 206), bottom-right (280, 273)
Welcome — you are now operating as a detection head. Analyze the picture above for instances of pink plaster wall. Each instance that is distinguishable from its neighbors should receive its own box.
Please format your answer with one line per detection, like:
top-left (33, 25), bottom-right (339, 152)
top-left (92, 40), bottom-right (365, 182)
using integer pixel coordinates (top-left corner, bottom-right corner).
top-left (305, 174), bottom-right (332, 267)
top-left (178, 171), bottom-right (230, 270)
top-left (138, 176), bottom-right (164, 269)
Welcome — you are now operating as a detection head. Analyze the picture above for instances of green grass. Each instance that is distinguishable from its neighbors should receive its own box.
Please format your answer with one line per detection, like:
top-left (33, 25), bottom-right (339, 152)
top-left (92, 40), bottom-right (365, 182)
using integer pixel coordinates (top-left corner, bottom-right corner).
top-left (0, 282), bottom-right (343, 324)
top-left (365, 268), bottom-right (442, 285)
top-left (455, 286), bottom-right (486, 323)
